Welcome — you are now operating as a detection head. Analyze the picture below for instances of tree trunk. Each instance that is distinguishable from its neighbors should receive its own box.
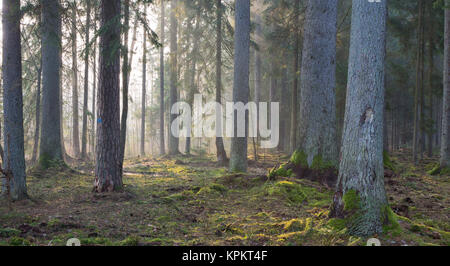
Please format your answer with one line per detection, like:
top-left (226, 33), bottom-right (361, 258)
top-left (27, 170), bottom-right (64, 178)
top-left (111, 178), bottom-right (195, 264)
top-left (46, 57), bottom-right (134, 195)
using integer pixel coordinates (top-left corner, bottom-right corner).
top-left (426, 1), bottom-right (434, 158)
top-left (71, 3), bottom-right (80, 158)
top-left (297, 0), bottom-right (338, 167)
top-left (168, 0), bottom-right (179, 155)
top-left (39, 0), bottom-right (64, 169)
top-left (94, 0), bottom-right (123, 192)
top-left (141, 7), bottom-right (147, 157)
top-left (81, 0), bottom-right (91, 159)
top-left (32, 61), bottom-right (42, 163)
top-left (330, 0), bottom-right (389, 237)
top-left (279, 64), bottom-right (290, 152)
top-left (120, 0), bottom-right (130, 163)
top-left (229, 0), bottom-right (250, 173)
top-left (91, 18), bottom-right (97, 157)
top-left (290, 0), bottom-right (300, 153)
top-left (215, 0), bottom-right (228, 165)
top-left (185, 11), bottom-right (201, 155)
top-left (413, 0), bottom-right (425, 164)
top-left (253, 15), bottom-right (262, 160)
top-left (159, 0), bottom-right (166, 155)
top-left (441, 2), bottom-right (450, 167)
top-left (2, 0), bottom-right (27, 200)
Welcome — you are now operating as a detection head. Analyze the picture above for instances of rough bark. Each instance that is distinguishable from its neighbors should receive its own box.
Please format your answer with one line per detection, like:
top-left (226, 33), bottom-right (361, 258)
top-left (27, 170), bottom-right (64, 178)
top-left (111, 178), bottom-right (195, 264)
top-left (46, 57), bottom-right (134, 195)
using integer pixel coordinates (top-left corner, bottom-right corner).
top-left (441, 2), bottom-right (450, 167)
top-left (253, 14), bottom-right (262, 160)
top-left (229, 0), bottom-right (250, 173)
top-left (290, 0), bottom-right (300, 153)
top-left (81, 0), bottom-right (91, 159)
top-left (91, 18), bottom-right (97, 156)
top-left (2, 0), bottom-right (27, 200)
top-left (413, 0), bottom-right (425, 164)
top-left (215, 0), bottom-right (228, 165)
top-left (141, 8), bottom-right (147, 157)
top-left (168, 0), bottom-right (179, 155)
top-left (330, 0), bottom-right (389, 237)
top-left (71, 3), bottom-right (80, 158)
top-left (120, 0), bottom-right (130, 163)
top-left (39, 0), bottom-right (64, 169)
top-left (185, 11), bottom-right (201, 155)
top-left (32, 61), bottom-right (42, 163)
top-left (279, 64), bottom-right (290, 152)
top-left (94, 0), bottom-right (123, 192)
top-left (297, 0), bottom-right (338, 167)
top-left (159, 0), bottom-right (166, 155)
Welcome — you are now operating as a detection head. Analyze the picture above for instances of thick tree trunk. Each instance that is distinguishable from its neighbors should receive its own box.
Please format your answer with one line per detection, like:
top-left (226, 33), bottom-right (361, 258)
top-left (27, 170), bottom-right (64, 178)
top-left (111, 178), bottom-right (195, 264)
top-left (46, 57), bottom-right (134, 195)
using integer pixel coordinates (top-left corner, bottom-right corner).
top-left (159, 0), bottom-right (166, 155)
top-left (2, 0), bottom-right (27, 200)
top-left (81, 0), bottom-right (91, 159)
top-left (71, 3), bottom-right (80, 158)
top-left (229, 0), bottom-right (250, 173)
top-left (330, 0), bottom-right (389, 237)
top-left (297, 0), bottom-right (338, 167)
top-left (168, 0), bottom-right (179, 155)
top-left (39, 0), bottom-right (63, 169)
top-left (441, 2), bottom-right (450, 167)
top-left (94, 0), bottom-right (123, 192)
top-left (215, 0), bottom-right (228, 165)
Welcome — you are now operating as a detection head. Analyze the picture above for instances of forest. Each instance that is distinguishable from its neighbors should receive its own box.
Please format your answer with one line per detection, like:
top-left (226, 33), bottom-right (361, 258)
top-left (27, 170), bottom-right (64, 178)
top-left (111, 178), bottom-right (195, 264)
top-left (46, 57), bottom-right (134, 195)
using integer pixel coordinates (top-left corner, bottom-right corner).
top-left (0, 0), bottom-right (449, 247)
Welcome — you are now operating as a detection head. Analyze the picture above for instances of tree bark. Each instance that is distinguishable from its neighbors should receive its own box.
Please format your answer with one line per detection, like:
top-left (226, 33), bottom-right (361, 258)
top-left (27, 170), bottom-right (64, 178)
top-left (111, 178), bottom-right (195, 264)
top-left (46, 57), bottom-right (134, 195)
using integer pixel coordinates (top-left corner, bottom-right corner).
top-left (290, 0), bottom-right (300, 153)
top-left (81, 0), bottom-right (91, 159)
top-left (297, 0), bottom-right (338, 167)
top-left (215, 0), bottom-right (228, 165)
top-left (168, 0), bottom-right (179, 155)
top-left (94, 0), bottom-right (123, 192)
top-left (141, 6), bottom-right (147, 156)
top-left (441, 1), bottom-right (450, 167)
top-left (413, 0), bottom-right (425, 164)
top-left (185, 10), bottom-right (201, 155)
top-left (91, 18), bottom-right (97, 156)
top-left (120, 0), bottom-right (130, 163)
top-left (31, 61), bottom-right (42, 163)
top-left (71, 3), bottom-right (80, 158)
top-left (2, 0), bottom-right (27, 200)
top-left (39, 0), bottom-right (63, 169)
top-left (229, 0), bottom-right (250, 173)
top-left (330, 0), bottom-right (389, 237)
top-left (159, 0), bottom-right (166, 155)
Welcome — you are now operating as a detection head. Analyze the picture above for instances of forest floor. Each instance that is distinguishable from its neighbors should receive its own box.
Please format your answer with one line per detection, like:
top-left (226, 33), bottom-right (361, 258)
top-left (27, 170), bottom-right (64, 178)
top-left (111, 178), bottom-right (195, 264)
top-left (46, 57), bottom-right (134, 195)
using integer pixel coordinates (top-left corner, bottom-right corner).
top-left (0, 149), bottom-right (449, 246)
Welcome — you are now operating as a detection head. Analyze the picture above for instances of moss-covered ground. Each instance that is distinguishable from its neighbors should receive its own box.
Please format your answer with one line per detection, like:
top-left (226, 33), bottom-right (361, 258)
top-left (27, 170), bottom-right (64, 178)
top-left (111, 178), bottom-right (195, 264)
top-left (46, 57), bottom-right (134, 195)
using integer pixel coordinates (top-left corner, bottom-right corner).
top-left (0, 150), bottom-right (448, 246)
